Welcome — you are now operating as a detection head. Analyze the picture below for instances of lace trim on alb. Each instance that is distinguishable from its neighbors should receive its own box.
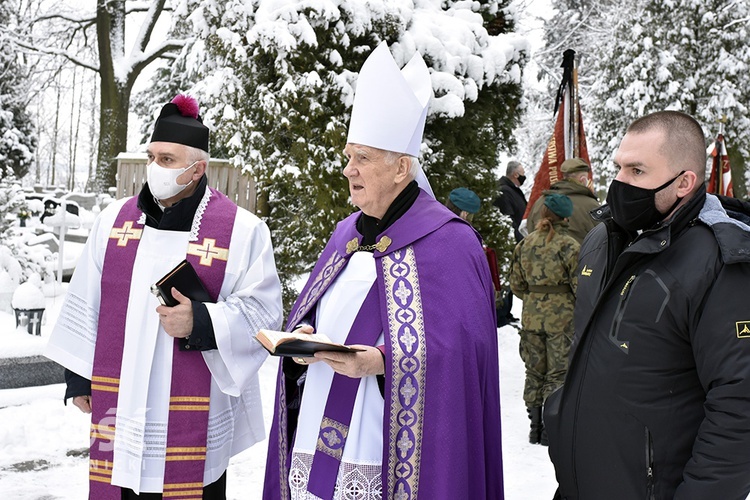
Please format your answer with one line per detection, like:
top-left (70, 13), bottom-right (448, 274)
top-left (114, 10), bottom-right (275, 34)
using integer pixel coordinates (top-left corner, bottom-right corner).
top-left (288, 451), bottom-right (382, 500)
top-left (189, 188), bottom-right (213, 242)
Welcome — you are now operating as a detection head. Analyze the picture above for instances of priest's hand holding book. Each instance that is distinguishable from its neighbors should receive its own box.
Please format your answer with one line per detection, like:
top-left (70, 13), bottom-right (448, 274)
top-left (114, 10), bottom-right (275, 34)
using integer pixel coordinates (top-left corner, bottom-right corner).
top-left (156, 287), bottom-right (193, 338)
top-left (256, 325), bottom-right (385, 377)
top-left (152, 259), bottom-right (212, 339)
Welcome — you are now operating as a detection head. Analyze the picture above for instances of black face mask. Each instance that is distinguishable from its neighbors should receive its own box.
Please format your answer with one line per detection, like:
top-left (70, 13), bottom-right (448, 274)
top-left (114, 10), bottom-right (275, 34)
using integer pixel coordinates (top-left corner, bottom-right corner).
top-left (606, 171), bottom-right (684, 231)
top-left (517, 175), bottom-right (526, 186)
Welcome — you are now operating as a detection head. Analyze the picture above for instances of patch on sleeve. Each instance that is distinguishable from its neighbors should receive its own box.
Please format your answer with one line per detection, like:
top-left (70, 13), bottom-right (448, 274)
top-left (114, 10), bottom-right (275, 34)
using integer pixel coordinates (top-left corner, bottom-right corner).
top-left (736, 321), bottom-right (750, 338)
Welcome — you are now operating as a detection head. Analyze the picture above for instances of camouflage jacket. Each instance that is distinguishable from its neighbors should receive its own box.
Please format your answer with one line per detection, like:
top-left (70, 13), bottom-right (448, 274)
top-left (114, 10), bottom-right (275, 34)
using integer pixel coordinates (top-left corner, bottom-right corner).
top-left (509, 221), bottom-right (580, 333)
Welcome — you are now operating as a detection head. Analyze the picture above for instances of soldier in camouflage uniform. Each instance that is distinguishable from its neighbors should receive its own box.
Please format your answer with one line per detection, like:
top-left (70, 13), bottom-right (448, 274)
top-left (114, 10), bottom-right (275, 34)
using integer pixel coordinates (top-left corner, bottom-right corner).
top-left (510, 193), bottom-right (580, 445)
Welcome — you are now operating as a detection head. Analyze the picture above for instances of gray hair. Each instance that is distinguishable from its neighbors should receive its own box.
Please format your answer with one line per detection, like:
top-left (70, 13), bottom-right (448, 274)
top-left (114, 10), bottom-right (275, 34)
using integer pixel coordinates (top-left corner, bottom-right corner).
top-left (506, 160), bottom-right (522, 177)
top-left (186, 145), bottom-right (210, 164)
top-left (384, 151), bottom-right (419, 180)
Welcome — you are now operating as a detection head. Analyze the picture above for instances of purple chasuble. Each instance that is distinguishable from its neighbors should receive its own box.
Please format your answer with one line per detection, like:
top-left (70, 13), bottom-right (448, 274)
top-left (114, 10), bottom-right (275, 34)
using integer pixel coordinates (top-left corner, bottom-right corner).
top-left (263, 190), bottom-right (504, 500)
top-left (89, 189), bottom-right (237, 499)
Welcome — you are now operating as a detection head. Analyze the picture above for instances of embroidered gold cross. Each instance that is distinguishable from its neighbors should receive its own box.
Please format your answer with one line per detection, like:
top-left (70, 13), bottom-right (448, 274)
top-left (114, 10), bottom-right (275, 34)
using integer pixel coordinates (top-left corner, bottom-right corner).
top-left (109, 221), bottom-right (142, 247)
top-left (187, 238), bottom-right (229, 266)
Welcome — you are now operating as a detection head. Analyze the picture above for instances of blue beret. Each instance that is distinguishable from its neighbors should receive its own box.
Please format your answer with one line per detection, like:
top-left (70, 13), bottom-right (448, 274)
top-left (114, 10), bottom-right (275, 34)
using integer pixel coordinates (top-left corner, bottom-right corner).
top-left (544, 193), bottom-right (573, 218)
top-left (449, 187), bottom-right (481, 214)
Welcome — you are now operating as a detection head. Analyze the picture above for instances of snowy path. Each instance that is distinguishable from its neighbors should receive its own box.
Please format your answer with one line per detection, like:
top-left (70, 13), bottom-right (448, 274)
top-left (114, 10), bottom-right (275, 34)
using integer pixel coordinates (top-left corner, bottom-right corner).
top-left (0, 319), bottom-right (558, 499)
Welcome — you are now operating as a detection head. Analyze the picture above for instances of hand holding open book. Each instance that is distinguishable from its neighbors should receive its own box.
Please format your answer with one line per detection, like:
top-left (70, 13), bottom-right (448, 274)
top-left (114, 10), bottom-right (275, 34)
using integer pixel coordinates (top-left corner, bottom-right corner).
top-left (254, 329), bottom-right (365, 357)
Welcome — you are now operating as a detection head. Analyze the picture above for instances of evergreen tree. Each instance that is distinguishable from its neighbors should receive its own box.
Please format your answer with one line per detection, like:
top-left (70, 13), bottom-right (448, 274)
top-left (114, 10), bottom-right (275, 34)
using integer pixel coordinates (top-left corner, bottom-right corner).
top-left (132, 12), bottom-right (204, 148)
top-left (153, 0), bottom-right (526, 306)
top-left (596, 0), bottom-right (750, 195)
top-left (539, 0), bottom-right (750, 195)
top-left (0, 0), bottom-right (36, 181)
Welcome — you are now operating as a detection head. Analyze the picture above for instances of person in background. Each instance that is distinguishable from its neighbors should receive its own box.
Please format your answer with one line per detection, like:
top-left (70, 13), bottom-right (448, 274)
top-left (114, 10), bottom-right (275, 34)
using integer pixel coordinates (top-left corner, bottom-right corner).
top-left (526, 157), bottom-right (600, 244)
top-left (447, 187), bottom-right (504, 321)
top-left (494, 160), bottom-right (528, 243)
top-left (546, 110), bottom-right (750, 499)
top-left (447, 186), bottom-right (481, 223)
top-left (494, 161), bottom-right (527, 327)
top-left (45, 95), bottom-right (283, 499)
top-left (263, 42), bottom-right (503, 500)
top-left (509, 193), bottom-right (579, 446)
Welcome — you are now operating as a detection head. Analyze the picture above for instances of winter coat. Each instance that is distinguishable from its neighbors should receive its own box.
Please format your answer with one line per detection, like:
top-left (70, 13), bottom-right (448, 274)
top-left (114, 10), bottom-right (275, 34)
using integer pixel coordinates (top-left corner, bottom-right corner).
top-left (526, 180), bottom-right (601, 244)
top-left (493, 176), bottom-right (527, 242)
top-left (544, 185), bottom-right (750, 500)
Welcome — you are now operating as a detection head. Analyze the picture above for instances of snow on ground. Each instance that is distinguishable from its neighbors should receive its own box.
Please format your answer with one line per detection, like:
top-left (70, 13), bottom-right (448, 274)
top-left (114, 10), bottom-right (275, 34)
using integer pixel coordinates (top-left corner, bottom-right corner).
top-left (0, 297), bottom-right (558, 499)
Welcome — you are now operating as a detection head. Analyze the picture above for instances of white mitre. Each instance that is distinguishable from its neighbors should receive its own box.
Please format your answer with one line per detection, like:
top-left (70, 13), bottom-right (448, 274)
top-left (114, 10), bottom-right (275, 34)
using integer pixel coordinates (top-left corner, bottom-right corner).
top-left (347, 42), bottom-right (432, 157)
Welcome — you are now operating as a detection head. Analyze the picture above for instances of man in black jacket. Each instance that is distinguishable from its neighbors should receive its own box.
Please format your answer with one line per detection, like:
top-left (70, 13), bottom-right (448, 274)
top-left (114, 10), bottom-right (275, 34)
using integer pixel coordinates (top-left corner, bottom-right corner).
top-left (494, 160), bottom-right (527, 326)
top-left (545, 110), bottom-right (750, 500)
top-left (494, 160), bottom-right (527, 243)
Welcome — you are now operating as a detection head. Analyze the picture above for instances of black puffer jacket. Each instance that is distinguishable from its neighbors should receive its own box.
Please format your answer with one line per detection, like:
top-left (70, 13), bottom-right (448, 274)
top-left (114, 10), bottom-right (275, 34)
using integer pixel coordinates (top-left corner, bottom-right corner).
top-left (545, 186), bottom-right (750, 500)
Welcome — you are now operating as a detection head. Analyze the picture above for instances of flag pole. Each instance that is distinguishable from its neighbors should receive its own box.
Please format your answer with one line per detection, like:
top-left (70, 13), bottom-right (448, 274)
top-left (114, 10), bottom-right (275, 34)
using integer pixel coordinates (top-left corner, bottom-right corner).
top-left (524, 49), bottom-right (591, 220)
top-left (716, 116), bottom-right (727, 195)
top-left (571, 53), bottom-right (580, 158)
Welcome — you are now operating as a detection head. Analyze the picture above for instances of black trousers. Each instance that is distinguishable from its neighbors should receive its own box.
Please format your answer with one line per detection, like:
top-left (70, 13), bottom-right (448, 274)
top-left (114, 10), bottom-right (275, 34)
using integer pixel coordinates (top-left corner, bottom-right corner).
top-left (120, 472), bottom-right (226, 499)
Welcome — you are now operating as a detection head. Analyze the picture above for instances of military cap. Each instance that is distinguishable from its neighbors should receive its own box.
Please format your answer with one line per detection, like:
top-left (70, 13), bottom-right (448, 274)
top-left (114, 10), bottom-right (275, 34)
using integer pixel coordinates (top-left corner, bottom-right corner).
top-left (560, 158), bottom-right (590, 173)
top-left (449, 187), bottom-right (481, 214)
top-left (544, 193), bottom-right (574, 218)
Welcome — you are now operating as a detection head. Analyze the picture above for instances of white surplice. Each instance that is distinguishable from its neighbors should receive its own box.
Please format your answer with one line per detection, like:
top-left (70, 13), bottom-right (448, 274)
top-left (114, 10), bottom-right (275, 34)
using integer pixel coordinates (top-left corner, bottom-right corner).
top-left (44, 191), bottom-right (283, 493)
top-left (290, 252), bottom-right (385, 499)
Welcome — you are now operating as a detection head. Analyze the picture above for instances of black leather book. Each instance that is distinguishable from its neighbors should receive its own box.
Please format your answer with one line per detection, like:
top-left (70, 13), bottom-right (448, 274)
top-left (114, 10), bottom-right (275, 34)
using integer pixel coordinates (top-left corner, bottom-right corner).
top-left (151, 259), bottom-right (212, 307)
top-left (255, 329), bottom-right (365, 357)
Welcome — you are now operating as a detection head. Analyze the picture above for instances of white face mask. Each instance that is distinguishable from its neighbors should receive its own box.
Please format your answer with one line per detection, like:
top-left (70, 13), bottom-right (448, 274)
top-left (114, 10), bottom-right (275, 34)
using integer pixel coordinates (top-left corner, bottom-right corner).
top-left (147, 161), bottom-right (197, 200)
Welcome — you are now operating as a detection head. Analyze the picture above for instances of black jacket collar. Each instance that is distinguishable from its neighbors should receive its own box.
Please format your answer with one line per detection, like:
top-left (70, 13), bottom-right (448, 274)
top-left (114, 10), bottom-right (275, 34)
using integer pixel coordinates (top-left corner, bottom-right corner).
top-left (499, 176), bottom-right (524, 195)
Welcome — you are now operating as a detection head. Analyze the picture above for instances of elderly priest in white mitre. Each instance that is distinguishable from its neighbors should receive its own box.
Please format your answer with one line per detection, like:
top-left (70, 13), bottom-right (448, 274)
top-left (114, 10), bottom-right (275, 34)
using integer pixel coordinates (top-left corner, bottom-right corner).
top-left (45, 94), bottom-right (283, 499)
top-left (263, 42), bottom-right (504, 500)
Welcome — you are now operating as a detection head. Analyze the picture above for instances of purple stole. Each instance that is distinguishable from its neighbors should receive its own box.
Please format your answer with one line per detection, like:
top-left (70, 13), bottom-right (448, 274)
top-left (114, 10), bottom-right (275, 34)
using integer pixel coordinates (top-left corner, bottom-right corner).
top-left (88, 189), bottom-right (237, 499)
top-left (306, 284), bottom-right (382, 498)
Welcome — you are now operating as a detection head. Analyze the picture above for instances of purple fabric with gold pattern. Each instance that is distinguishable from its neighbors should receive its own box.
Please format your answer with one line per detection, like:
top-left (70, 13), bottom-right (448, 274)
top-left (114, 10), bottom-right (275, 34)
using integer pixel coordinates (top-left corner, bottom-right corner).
top-left (263, 190), bottom-right (503, 499)
top-left (89, 189), bottom-right (236, 499)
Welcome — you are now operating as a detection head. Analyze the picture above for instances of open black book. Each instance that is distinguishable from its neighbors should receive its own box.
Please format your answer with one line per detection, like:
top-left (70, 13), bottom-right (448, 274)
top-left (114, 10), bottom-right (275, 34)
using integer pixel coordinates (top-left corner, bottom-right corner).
top-left (255, 329), bottom-right (365, 357)
top-left (150, 259), bottom-right (212, 307)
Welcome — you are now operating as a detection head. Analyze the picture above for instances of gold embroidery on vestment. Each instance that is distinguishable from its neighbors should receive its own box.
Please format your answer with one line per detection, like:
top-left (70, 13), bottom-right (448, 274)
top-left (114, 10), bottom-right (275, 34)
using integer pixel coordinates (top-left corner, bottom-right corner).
top-left (187, 238), bottom-right (229, 266)
top-left (109, 221), bottom-right (142, 247)
top-left (383, 246), bottom-right (426, 499)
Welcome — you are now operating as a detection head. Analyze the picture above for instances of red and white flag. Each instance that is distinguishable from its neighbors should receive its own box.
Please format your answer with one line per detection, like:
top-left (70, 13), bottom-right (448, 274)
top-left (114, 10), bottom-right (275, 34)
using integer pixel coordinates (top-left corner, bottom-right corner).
top-left (524, 49), bottom-right (591, 218)
top-left (707, 133), bottom-right (734, 197)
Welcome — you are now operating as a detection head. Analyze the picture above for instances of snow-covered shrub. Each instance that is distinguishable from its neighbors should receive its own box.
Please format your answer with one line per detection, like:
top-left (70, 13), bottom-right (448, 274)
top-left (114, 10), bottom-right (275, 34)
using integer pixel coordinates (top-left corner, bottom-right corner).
top-left (0, 181), bottom-right (54, 283)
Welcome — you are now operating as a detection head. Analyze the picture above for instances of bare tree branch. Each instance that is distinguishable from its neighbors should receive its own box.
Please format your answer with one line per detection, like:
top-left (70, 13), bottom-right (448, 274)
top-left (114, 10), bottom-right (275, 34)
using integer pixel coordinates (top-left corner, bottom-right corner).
top-left (14, 38), bottom-right (100, 73)
top-left (30, 13), bottom-right (97, 26)
top-left (129, 40), bottom-right (187, 86)
top-left (132, 0), bottom-right (168, 55)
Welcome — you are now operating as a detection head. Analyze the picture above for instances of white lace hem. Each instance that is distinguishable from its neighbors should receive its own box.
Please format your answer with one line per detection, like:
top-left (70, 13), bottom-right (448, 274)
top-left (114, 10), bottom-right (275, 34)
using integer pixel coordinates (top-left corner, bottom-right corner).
top-left (289, 451), bottom-right (382, 500)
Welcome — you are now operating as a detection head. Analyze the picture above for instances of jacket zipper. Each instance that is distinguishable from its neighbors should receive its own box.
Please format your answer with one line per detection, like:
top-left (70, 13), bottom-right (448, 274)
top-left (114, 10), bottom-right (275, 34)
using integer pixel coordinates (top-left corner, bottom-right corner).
top-left (609, 274), bottom-right (636, 353)
top-left (570, 223), bottom-right (634, 495)
top-left (646, 427), bottom-right (655, 500)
